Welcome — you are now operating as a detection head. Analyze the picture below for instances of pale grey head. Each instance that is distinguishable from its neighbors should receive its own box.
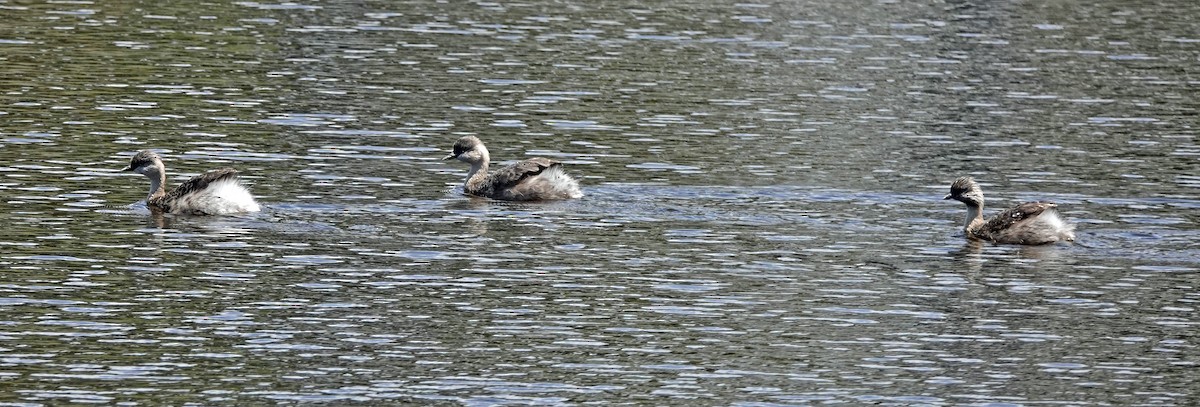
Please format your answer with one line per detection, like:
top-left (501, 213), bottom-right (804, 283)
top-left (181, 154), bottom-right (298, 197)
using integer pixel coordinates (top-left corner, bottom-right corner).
top-left (122, 150), bottom-right (165, 177)
top-left (442, 136), bottom-right (489, 165)
top-left (944, 176), bottom-right (984, 207)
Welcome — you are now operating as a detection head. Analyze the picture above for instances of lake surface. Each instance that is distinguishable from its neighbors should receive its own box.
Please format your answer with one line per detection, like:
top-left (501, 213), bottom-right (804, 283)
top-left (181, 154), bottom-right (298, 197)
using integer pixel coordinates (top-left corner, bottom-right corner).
top-left (1, 0), bottom-right (1198, 404)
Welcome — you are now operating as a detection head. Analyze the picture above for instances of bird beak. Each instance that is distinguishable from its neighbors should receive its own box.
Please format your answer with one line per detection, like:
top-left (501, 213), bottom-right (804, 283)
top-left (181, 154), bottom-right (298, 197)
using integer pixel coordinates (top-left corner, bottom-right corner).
top-left (442, 153), bottom-right (457, 161)
top-left (121, 165), bottom-right (134, 172)
top-left (942, 194), bottom-right (952, 200)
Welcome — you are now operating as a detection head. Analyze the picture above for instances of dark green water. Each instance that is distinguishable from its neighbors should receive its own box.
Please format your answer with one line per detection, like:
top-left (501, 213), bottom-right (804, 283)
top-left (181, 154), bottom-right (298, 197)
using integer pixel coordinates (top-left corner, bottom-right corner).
top-left (1, 0), bottom-right (1198, 404)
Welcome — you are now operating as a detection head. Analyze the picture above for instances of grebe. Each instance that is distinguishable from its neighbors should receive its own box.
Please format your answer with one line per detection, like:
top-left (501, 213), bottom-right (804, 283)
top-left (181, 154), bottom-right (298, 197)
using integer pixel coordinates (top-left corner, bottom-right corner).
top-left (944, 176), bottom-right (1075, 244)
top-left (443, 136), bottom-right (583, 201)
top-left (122, 150), bottom-right (261, 215)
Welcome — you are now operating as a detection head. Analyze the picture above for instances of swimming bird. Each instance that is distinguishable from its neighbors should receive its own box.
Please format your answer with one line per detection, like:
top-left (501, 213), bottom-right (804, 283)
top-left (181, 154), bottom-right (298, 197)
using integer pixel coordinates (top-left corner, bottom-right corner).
top-left (443, 136), bottom-right (583, 201)
top-left (944, 176), bottom-right (1075, 244)
top-left (122, 150), bottom-right (261, 215)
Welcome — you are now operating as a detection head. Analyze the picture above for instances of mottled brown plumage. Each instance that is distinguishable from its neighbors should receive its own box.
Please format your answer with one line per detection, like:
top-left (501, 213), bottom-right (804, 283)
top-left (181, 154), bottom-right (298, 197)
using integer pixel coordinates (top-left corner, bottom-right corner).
top-left (154, 168), bottom-right (241, 214)
top-left (971, 201), bottom-right (1060, 244)
top-left (944, 176), bottom-right (1075, 245)
top-left (471, 157), bottom-right (561, 199)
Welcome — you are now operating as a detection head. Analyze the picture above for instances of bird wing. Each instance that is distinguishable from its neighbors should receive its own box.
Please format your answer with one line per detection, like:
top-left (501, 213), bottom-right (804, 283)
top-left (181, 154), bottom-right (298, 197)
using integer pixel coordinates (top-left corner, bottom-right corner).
top-left (980, 202), bottom-right (1056, 234)
top-left (487, 158), bottom-right (559, 191)
top-left (165, 168), bottom-right (241, 202)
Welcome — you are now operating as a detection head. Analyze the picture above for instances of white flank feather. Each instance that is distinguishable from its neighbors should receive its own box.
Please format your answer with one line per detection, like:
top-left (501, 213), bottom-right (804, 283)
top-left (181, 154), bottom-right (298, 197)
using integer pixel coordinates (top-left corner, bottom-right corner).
top-left (541, 166), bottom-right (583, 199)
top-left (174, 178), bottom-right (261, 214)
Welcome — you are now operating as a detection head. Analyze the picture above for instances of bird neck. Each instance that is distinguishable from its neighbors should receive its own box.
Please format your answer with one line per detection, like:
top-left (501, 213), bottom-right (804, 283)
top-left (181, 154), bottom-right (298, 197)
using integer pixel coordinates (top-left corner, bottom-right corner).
top-left (145, 167), bottom-right (168, 203)
top-left (963, 202), bottom-right (984, 232)
top-left (465, 160), bottom-right (489, 191)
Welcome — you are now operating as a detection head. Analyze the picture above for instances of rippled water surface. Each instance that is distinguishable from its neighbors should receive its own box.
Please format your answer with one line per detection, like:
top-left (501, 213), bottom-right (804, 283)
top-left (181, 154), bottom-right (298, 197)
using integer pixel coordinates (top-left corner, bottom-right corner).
top-left (2, 0), bottom-right (1199, 404)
